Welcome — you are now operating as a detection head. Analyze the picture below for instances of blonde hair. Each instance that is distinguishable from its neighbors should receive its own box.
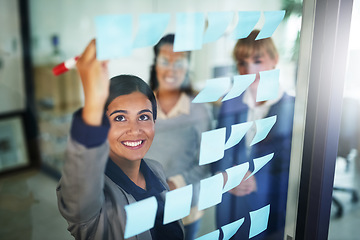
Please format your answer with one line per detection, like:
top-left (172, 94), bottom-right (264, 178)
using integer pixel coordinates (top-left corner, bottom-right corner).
top-left (233, 30), bottom-right (278, 62)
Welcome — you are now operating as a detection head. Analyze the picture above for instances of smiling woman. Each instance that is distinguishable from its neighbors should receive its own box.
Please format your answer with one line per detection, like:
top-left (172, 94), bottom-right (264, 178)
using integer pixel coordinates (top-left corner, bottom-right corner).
top-left (56, 40), bottom-right (184, 240)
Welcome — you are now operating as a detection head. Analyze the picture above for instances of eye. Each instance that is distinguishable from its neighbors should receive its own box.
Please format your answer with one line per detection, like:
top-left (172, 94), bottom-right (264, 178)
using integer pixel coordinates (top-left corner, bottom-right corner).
top-left (156, 58), bottom-right (170, 68)
top-left (237, 61), bottom-right (246, 67)
top-left (138, 114), bottom-right (150, 121)
top-left (254, 59), bottom-right (263, 64)
top-left (173, 59), bottom-right (188, 70)
top-left (114, 115), bottom-right (126, 122)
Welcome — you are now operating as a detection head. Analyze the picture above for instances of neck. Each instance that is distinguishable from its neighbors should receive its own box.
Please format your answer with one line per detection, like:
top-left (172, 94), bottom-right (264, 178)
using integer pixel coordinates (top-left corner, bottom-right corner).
top-left (156, 89), bottom-right (181, 114)
top-left (250, 89), bottom-right (266, 106)
top-left (109, 153), bottom-right (146, 189)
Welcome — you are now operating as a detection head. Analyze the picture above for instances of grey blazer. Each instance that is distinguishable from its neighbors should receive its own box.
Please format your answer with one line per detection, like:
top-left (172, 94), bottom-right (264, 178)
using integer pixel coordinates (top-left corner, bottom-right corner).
top-left (57, 137), bottom-right (184, 240)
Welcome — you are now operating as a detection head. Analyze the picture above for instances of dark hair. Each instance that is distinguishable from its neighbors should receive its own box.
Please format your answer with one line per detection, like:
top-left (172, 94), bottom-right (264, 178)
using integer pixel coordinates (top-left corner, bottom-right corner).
top-left (149, 34), bottom-right (193, 95)
top-left (105, 75), bottom-right (157, 121)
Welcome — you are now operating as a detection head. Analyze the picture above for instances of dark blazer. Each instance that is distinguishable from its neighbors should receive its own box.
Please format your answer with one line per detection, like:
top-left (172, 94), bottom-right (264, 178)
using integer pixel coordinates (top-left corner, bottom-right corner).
top-left (212, 93), bottom-right (295, 239)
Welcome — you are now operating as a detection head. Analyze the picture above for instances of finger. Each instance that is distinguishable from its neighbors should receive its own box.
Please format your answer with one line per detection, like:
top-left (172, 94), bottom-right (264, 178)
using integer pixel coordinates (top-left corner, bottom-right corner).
top-left (80, 39), bottom-right (96, 61)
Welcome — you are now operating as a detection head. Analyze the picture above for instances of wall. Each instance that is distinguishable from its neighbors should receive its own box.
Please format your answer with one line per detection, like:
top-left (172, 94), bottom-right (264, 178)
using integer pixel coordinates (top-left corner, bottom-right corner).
top-left (0, 0), bottom-right (26, 114)
top-left (28, 0), bottom-right (299, 91)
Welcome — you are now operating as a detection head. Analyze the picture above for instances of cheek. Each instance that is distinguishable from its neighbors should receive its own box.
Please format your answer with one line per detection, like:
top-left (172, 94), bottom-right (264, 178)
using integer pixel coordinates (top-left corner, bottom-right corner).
top-left (155, 67), bottom-right (163, 80)
top-left (145, 123), bottom-right (155, 141)
top-left (107, 125), bottom-right (116, 143)
top-left (174, 69), bottom-right (187, 83)
top-left (107, 124), bottom-right (123, 142)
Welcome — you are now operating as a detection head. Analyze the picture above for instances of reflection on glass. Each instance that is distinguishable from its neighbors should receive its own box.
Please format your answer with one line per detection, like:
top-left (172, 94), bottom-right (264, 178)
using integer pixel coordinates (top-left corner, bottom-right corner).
top-left (328, 0), bottom-right (360, 238)
top-left (28, 0), bottom-right (303, 239)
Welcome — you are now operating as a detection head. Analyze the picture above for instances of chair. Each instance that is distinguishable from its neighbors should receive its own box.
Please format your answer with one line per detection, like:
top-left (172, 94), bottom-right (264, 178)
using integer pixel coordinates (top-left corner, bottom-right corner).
top-left (332, 98), bottom-right (359, 218)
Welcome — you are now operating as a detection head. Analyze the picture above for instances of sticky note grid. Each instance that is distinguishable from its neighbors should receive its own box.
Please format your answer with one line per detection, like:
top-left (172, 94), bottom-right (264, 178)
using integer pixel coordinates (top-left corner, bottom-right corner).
top-left (95, 10), bottom-right (285, 59)
top-left (110, 9), bottom-right (287, 239)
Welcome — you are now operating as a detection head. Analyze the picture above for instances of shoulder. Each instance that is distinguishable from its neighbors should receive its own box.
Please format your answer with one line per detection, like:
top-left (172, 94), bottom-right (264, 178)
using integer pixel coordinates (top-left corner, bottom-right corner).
top-left (218, 94), bottom-right (248, 117)
top-left (144, 158), bottom-right (164, 171)
top-left (272, 93), bottom-right (295, 113)
top-left (188, 94), bottom-right (213, 118)
top-left (143, 158), bottom-right (168, 186)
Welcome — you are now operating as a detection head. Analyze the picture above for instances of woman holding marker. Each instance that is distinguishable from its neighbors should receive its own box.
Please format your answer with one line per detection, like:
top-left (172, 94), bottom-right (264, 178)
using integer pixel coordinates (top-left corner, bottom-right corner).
top-left (145, 34), bottom-right (213, 240)
top-left (211, 30), bottom-right (295, 239)
top-left (56, 39), bottom-right (184, 240)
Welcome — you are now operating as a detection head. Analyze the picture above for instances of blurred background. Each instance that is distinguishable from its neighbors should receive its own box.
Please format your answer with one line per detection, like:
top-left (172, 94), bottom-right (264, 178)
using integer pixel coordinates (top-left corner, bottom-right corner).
top-left (0, 0), bottom-right (359, 239)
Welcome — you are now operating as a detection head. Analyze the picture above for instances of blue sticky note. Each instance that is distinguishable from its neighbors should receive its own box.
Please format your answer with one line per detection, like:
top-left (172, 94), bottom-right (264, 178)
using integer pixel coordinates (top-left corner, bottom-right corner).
top-left (198, 173), bottom-right (224, 211)
top-left (124, 196), bottom-right (158, 238)
top-left (223, 162), bottom-right (249, 193)
top-left (249, 204), bottom-right (271, 238)
top-left (232, 11), bottom-right (261, 39)
top-left (222, 74), bottom-right (256, 102)
top-left (225, 121), bottom-right (253, 150)
top-left (195, 230), bottom-right (220, 240)
top-left (256, 69), bottom-right (280, 102)
top-left (95, 15), bottom-right (133, 60)
top-left (203, 11), bottom-right (234, 44)
top-left (221, 218), bottom-right (245, 240)
top-left (256, 11), bottom-right (286, 40)
top-left (133, 13), bottom-right (170, 48)
top-left (246, 153), bottom-right (274, 180)
top-left (193, 77), bottom-right (232, 103)
top-left (199, 128), bottom-right (226, 166)
top-left (250, 115), bottom-right (277, 146)
top-left (174, 12), bottom-right (205, 52)
top-left (163, 185), bottom-right (193, 224)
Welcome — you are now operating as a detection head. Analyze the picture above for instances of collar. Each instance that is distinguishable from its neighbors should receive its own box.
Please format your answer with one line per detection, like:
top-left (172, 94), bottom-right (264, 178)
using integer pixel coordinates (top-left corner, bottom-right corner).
top-left (157, 92), bottom-right (191, 119)
top-left (105, 158), bottom-right (165, 200)
top-left (243, 87), bottom-right (284, 109)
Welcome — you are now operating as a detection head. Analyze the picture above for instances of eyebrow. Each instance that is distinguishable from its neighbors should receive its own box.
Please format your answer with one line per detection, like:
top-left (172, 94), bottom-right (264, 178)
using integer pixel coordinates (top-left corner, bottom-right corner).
top-left (109, 109), bottom-right (153, 117)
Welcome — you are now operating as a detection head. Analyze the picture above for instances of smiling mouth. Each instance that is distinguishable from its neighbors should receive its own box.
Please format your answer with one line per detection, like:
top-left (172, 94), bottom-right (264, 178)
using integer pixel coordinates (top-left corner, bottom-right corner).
top-left (122, 140), bottom-right (144, 148)
top-left (165, 77), bottom-right (175, 83)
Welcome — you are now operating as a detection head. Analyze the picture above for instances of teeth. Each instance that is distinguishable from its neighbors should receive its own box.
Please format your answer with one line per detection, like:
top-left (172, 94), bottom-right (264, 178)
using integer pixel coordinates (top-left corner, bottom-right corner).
top-left (165, 77), bottom-right (175, 83)
top-left (123, 141), bottom-right (142, 147)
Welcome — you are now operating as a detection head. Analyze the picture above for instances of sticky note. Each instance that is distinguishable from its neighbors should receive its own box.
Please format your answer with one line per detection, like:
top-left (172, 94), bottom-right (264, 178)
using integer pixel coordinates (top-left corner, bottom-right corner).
top-left (95, 15), bottom-right (133, 60)
top-left (199, 128), bottom-right (226, 165)
top-left (203, 11), bottom-right (234, 44)
top-left (124, 196), bottom-right (158, 238)
top-left (224, 121), bottom-right (253, 150)
top-left (192, 77), bottom-right (232, 103)
top-left (222, 74), bottom-right (256, 102)
top-left (195, 230), bottom-right (220, 240)
top-left (198, 173), bottom-right (224, 211)
top-left (246, 153), bottom-right (274, 180)
top-left (174, 12), bottom-right (205, 52)
top-left (249, 204), bottom-right (270, 238)
top-left (232, 11), bottom-right (261, 39)
top-left (133, 13), bottom-right (170, 48)
top-left (223, 162), bottom-right (249, 193)
top-left (221, 218), bottom-right (245, 240)
top-left (163, 185), bottom-right (193, 224)
top-left (250, 115), bottom-right (277, 146)
top-left (256, 69), bottom-right (280, 102)
top-left (256, 11), bottom-right (286, 40)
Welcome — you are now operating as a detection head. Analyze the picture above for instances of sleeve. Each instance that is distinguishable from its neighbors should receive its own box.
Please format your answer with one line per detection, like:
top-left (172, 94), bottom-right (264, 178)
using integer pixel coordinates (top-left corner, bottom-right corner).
top-left (56, 109), bottom-right (110, 232)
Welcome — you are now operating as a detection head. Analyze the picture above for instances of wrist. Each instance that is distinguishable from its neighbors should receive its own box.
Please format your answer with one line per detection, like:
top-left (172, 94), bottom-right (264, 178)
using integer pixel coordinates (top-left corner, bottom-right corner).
top-left (82, 104), bottom-right (105, 126)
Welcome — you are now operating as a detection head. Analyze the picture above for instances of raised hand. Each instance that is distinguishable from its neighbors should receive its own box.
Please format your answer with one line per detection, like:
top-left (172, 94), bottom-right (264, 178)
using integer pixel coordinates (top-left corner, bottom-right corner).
top-left (76, 39), bottom-right (109, 126)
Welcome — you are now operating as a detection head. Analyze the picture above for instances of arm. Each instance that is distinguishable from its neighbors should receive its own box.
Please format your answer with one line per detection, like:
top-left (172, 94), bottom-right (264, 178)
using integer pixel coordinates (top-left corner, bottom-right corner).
top-left (77, 39), bottom-right (109, 126)
top-left (57, 40), bottom-right (110, 225)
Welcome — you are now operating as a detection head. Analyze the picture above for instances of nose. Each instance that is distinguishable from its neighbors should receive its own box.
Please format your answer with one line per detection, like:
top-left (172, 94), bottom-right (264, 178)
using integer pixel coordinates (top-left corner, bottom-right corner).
top-left (127, 120), bottom-right (141, 135)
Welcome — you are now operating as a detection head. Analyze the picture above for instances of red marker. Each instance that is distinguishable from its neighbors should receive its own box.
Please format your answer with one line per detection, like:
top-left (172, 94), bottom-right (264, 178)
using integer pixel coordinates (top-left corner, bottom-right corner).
top-left (52, 56), bottom-right (79, 76)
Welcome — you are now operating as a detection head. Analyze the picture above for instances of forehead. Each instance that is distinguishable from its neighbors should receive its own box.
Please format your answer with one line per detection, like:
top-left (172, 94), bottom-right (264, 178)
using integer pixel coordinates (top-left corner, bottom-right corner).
top-left (107, 92), bottom-right (152, 112)
top-left (237, 49), bottom-right (271, 61)
top-left (158, 44), bottom-right (188, 59)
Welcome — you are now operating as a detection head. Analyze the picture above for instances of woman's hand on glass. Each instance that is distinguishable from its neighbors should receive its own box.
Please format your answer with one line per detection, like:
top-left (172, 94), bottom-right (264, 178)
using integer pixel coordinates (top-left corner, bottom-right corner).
top-left (76, 39), bottom-right (109, 126)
